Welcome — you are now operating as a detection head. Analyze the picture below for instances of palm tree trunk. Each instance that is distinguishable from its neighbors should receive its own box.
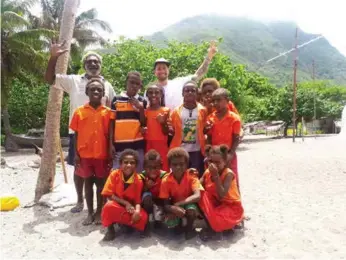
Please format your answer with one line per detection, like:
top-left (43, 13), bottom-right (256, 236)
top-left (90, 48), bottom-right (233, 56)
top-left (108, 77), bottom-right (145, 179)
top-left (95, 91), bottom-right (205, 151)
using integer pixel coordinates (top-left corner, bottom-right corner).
top-left (35, 0), bottom-right (80, 202)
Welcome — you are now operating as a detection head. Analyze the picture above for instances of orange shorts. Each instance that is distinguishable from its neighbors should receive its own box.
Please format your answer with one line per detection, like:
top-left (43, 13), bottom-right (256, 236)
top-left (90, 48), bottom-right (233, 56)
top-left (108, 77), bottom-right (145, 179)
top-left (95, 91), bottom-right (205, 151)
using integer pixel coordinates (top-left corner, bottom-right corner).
top-left (76, 158), bottom-right (109, 179)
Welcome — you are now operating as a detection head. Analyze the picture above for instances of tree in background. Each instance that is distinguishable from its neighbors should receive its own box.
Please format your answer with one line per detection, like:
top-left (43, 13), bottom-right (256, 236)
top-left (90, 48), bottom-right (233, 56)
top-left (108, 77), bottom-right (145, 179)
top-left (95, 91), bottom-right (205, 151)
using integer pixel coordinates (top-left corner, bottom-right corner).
top-left (1, 0), bottom-right (55, 151)
top-left (35, 0), bottom-right (79, 202)
top-left (31, 0), bottom-right (112, 72)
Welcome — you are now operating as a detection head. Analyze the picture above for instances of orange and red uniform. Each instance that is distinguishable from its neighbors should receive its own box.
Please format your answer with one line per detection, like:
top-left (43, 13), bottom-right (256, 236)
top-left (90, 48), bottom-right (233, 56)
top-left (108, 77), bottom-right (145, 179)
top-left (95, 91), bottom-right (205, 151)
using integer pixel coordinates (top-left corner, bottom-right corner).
top-left (199, 168), bottom-right (244, 232)
top-left (207, 110), bottom-right (241, 187)
top-left (69, 104), bottom-right (114, 178)
top-left (170, 104), bottom-right (207, 155)
top-left (101, 169), bottom-right (148, 231)
top-left (140, 170), bottom-right (168, 198)
top-left (159, 171), bottom-right (203, 203)
top-left (145, 107), bottom-right (170, 171)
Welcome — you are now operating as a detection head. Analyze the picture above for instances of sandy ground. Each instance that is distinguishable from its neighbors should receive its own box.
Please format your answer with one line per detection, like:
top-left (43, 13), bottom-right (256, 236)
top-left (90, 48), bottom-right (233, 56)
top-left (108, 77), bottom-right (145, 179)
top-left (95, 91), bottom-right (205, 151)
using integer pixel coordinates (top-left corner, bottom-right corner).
top-left (1, 136), bottom-right (346, 259)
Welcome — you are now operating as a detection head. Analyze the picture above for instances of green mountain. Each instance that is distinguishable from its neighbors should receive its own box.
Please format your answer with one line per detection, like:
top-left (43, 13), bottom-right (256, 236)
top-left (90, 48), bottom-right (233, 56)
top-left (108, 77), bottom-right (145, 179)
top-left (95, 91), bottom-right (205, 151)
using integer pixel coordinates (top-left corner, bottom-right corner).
top-left (148, 15), bottom-right (346, 86)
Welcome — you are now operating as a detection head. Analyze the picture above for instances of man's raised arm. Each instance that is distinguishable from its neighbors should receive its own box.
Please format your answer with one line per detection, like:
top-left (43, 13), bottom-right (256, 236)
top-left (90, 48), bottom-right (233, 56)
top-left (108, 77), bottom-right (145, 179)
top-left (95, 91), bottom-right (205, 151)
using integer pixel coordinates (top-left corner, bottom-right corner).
top-left (45, 40), bottom-right (68, 85)
top-left (193, 41), bottom-right (218, 81)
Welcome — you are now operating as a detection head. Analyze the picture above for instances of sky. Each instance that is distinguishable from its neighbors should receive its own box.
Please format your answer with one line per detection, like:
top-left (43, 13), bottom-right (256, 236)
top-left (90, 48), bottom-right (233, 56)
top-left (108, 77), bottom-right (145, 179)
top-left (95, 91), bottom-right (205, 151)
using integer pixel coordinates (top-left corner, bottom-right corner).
top-left (38, 0), bottom-right (346, 56)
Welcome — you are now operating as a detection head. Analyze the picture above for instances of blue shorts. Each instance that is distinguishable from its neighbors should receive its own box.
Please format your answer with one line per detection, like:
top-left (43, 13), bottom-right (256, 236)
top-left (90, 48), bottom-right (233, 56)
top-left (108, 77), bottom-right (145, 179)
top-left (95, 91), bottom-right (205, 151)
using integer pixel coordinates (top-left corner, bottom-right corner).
top-left (67, 134), bottom-right (75, 166)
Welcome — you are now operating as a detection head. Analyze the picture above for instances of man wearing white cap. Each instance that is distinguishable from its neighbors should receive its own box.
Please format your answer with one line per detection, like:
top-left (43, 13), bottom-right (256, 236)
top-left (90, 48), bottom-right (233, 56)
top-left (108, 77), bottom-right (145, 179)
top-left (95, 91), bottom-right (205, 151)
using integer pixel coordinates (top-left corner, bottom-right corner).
top-left (152, 41), bottom-right (218, 110)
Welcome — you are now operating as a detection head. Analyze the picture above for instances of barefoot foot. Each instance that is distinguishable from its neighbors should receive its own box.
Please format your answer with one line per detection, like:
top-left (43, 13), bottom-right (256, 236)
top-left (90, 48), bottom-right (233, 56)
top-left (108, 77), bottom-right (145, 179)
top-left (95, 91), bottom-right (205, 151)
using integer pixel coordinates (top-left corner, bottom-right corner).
top-left (82, 214), bottom-right (94, 226)
top-left (70, 202), bottom-right (84, 213)
top-left (93, 212), bottom-right (102, 225)
top-left (103, 228), bottom-right (116, 241)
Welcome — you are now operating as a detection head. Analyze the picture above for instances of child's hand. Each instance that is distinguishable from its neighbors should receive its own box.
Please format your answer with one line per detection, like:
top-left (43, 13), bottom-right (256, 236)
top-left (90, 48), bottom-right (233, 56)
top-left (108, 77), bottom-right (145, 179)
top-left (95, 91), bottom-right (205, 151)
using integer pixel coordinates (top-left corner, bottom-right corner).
top-left (74, 154), bottom-right (80, 168)
top-left (170, 205), bottom-right (186, 218)
top-left (207, 40), bottom-right (218, 60)
top-left (131, 210), bottom-right (141, 224)
top-left (129, 98), bottom-right (143, 110)
top-left (204, 120), bottom-right (213, 134)
top-left (140, 126), bottom-right (147, 135)
top-left (145, 179), bottom-right (155, 190)
top-left (208, 163), bottom-right (218, 179)
top-left (227, 152), bottom-right (234, 163)
top-left (156, 113), bottom-right (168, 124)
top-left (125, 203), bottom-right (135, 214)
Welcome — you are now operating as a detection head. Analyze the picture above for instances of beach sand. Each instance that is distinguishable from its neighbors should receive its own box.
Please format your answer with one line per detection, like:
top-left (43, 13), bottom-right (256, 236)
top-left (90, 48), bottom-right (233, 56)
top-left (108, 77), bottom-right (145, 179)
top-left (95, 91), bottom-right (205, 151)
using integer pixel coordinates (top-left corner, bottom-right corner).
top-left (1, 136), bottom-right (346, 259)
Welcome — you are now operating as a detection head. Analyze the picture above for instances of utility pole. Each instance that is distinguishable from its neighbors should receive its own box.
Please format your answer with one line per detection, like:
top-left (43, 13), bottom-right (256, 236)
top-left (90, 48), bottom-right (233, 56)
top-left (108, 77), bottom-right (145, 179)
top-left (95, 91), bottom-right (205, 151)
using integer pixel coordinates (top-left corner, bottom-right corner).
top-left (292, 27), bottom-right (298, 143)
top-left (312, 59), bottom-right (316, 135)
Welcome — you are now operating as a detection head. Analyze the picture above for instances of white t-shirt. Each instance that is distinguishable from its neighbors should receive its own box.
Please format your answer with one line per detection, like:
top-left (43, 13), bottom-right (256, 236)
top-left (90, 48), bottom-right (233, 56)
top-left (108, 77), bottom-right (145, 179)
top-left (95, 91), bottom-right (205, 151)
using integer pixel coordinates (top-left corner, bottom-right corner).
top-left (54, 74), bottom-right (115, 134)
top-left (162, 75), bottom-right (194, 111)
top-left (180, 106), bottom-right (200, 152)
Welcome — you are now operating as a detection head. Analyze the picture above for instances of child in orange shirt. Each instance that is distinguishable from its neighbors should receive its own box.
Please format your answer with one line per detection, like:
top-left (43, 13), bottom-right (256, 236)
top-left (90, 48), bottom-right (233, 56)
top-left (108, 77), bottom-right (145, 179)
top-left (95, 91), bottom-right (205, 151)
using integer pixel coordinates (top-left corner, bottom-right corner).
top-left (144, 84), bottom-right (170, 171)
top-left (200, 78), bottom-right (240, 116)
top-left (101, 149), bottom-right (148, 241)
top-left (205, 88), bottom-right (242, 188)
top-left (140, 150), bottom-right (168, 231)
top-left (170, 81), bottom-right (207, 176)
top-left (159, 147), bottom-right (203, 240)
top-left (69, 78), bottom-right (114, 226)
top-left (199, 145), bottom-right (244, 241)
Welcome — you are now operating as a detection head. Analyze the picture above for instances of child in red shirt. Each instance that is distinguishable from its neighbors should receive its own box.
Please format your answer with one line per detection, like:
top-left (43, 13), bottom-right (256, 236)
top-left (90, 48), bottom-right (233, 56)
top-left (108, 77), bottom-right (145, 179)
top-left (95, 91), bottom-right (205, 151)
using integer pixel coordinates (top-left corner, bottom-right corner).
top-left (205, 88), bottom-right (241, 188)
top-left (159, 147), bottom-right (203, 240)
top-left (101, 149), bottom-right (148, 240)
top-left (69, 78), bottom-right (114, 226)
top-left (140, 150), bottom-right (168, 231)
top-left (144, 84), bottom-right (170, 171)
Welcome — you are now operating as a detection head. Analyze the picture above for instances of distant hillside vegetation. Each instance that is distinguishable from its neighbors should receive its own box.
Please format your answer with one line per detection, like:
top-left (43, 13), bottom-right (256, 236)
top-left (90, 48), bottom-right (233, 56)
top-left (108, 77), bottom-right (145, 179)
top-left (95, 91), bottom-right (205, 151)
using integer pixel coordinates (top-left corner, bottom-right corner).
top-left (147, 15), bottom-right (346, 86)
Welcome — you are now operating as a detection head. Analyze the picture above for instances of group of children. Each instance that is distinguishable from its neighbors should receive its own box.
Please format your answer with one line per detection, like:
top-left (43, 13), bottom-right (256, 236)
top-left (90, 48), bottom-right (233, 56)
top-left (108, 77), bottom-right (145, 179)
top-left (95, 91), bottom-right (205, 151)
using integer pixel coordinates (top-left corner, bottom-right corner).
top-left (70, 72), bottom-right (244, 241)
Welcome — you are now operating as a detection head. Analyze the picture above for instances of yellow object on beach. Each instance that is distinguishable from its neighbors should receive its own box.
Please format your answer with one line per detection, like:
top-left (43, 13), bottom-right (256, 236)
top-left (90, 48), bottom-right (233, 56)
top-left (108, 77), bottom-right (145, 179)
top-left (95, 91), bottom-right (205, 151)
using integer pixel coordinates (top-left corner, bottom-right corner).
top-left (0, 196), bottom-right (20, 211)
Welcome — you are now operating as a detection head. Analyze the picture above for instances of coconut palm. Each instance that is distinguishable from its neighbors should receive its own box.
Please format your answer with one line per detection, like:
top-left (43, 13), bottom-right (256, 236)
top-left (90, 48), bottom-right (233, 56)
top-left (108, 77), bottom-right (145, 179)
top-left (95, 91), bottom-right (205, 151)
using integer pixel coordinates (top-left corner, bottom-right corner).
top-left (1, 0), bottom-right (55, 151)
top-left (32, 0), bottom-right (112, 71)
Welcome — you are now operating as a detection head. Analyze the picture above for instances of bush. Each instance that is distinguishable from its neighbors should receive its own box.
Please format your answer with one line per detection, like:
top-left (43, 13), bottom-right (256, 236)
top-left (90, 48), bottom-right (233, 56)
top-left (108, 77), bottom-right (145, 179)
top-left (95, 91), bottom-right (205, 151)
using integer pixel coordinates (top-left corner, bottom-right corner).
top-left (7, 79), bottom-right (70, 136)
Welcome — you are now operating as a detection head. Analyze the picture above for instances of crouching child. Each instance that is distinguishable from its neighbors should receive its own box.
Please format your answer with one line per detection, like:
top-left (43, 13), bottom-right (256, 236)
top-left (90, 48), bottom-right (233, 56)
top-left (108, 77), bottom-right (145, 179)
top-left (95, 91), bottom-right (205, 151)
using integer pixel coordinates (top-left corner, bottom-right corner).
top-left (101, 149), bottom-right (148, 241)
top-left (159, 147), bottom-right (203, 240)
top-left (140, 150), bottom-right (168, 232)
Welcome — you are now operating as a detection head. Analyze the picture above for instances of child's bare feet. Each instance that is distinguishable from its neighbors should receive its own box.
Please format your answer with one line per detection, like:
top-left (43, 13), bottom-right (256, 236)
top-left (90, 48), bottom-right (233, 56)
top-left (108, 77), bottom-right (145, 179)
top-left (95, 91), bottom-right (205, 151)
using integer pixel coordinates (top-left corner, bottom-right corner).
top-left (70, 202), bottom-right (84, 213)
top-left (103, 226), bottom-right (116, 241)
top-left (82, 214), bottom-right (94, 226)
top-left (93, 212), bottom-right (102, 225)
top-left (185, 229), bottom-right (197, 240)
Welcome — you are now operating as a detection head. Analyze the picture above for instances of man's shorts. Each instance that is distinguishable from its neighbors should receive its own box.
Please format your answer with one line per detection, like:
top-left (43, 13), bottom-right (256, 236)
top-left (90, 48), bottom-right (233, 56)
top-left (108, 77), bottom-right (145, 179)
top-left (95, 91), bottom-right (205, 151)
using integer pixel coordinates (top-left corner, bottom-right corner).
top-left (67, 134), bottom-right (75, 166)
top-left (75, 158), bottom-right (109, 179)
top-left (164, 203), bottom-right (198, 228)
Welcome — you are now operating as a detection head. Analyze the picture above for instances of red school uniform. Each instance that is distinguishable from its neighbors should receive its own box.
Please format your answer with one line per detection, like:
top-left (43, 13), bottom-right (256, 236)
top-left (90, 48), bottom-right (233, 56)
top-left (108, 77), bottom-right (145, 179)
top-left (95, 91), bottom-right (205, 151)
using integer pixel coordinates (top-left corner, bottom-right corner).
top-left (69, 104), bottom-right (114, 178)
top-left (145, 107), bottom-right (170, 171)
top-left (198, 168), bottom-right (244, 232)
top-left (207, 110), bottom-right (241, 187)
top-left (101, 169), bottom-right (148, 231)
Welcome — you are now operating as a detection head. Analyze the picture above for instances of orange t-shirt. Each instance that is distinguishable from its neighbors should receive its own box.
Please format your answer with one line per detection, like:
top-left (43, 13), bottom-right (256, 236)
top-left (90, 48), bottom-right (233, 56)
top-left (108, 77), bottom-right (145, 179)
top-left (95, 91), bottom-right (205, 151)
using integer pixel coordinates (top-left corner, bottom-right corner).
top-left (145, 107), bottom-right (170, 141)
top-left (159, 171), bottom-right (203, 203)
top-left (69, 104), bottom-right (114, 159)
top-left (102, 169), bottom-right (143, 206)
top-left (202, 168), bottom-right (240, 203)
top-left (207, 110), bottom-right (241, 149)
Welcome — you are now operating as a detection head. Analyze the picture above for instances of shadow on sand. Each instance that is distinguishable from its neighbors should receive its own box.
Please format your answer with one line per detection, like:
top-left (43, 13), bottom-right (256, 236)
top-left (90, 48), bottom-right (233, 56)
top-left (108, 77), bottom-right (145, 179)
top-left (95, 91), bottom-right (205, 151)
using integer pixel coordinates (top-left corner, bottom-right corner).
top-left (22, 205), bottom-right (245, 251)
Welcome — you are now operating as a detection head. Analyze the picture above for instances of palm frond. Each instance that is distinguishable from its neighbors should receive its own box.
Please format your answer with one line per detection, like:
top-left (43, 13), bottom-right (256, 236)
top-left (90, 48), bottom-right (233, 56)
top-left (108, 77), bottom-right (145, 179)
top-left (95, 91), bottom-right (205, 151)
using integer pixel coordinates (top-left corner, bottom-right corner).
top-left (1, 0), bottom-right (38, 15)
top-left (73, 28), bottom-right (107, 48)
top-left (75, 8), bottom-right (97, 24)
top-left (76, 18), bottom-right (112, 33)
top-left (1, 11), bottom-right (29, 31)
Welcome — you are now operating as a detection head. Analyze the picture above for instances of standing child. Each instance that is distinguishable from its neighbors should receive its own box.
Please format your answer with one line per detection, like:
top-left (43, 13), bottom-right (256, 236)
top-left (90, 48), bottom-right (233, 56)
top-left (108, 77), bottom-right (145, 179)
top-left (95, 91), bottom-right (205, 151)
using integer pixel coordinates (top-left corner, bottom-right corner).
top-left (69, 78), bottom-right (114, 225)
top-left (145, 84), bottom-right (170, 171)
top-left (141, 150), bottom-right (168, 231)
top-left (110, 71), bottom-right (147, 172)
top-left (101, 149), bottom-right (148, 241)
top-left (170, 81), bottom-right (207, 176)
top-left (200, 78), bottom-right (240, 116)
top-left (159, 148), bottom-right (203, 240)
top-left (205, 88), bottom-right (241, 188)
top-left (198, 145), bottom-right (244, 241)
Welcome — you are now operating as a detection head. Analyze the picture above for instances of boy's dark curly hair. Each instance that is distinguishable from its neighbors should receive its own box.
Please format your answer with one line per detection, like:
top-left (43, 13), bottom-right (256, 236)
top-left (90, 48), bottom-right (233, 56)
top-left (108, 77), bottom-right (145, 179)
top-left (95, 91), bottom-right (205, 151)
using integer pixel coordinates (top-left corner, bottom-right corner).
top-left (119, 149), bottom-right (139, 165)
top-left (144, 149), bottom-right (161, 166)
top-left (167, 147), bottom-right (189, 165)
